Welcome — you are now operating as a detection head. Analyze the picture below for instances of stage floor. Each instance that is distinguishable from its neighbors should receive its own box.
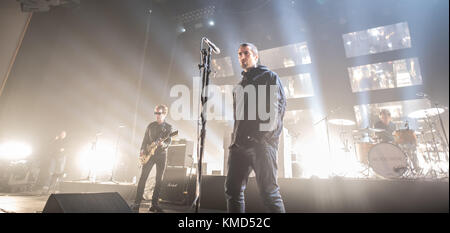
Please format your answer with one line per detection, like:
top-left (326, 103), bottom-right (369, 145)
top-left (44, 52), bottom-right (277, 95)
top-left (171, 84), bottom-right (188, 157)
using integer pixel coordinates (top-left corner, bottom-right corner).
top-left (0, 177), bottom-right (448, 213)
top-left (0, 191), bottom-right (223, 213)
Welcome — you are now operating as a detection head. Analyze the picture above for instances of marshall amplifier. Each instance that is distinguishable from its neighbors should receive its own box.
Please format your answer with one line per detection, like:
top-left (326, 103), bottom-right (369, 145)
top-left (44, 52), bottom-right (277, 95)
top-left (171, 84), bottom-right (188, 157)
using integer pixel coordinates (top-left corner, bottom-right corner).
top-left (167, 141), bottom-right (194, 167)
top-left (160, 167), bottom-right (194, 204)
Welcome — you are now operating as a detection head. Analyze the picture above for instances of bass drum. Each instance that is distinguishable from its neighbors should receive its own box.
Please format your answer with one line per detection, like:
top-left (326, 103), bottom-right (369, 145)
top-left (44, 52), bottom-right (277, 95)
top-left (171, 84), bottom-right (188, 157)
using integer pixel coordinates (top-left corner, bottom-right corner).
top-left (368, 143), bottom-right (408, 179)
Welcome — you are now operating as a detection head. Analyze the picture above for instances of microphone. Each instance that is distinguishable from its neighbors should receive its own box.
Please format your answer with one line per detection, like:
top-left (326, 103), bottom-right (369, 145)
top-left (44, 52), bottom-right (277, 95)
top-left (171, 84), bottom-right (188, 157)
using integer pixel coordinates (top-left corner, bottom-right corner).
top-left (202, 37), bottom-right (220, 54)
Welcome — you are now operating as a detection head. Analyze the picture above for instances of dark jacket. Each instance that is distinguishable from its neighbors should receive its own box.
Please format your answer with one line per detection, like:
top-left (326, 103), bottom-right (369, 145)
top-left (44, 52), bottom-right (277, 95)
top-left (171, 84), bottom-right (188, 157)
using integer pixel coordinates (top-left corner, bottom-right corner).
top-left (230, 65), bottom-right (286, 148)
top-left (140, 121), bottom-right (173, 155)
top-left (374, 121), bottom-right (396, 143)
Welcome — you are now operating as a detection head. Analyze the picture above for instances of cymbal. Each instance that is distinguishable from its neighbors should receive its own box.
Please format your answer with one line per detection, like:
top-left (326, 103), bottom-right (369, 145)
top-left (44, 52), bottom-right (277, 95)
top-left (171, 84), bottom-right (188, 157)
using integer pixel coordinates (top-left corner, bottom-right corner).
top-left (416, 129), bottom-right (437, 134)
top-left (408, 108), bottom-right (445, 119)
top-left (328, 118), bottom-right (356, 126)
top-left (352, 127), bottom-right (386, 134)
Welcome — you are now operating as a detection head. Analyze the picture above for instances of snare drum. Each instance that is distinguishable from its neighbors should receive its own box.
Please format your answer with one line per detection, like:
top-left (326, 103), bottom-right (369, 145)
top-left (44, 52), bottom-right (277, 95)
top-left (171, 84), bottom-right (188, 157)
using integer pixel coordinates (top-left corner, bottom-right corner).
top-left (393, 129), bottom-right (417, 145)
top-left (368, 143), bottom-right (408, 179)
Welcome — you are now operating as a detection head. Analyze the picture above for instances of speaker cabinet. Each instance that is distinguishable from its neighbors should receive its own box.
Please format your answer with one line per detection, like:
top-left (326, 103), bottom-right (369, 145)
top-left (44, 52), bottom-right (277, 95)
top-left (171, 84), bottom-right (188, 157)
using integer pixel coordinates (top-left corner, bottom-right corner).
top-left (167, 141), bottom-right (194, 167)
top-left (42, 192), bottom-right (132, 213)
top-left (160, 167), bottom-right (193, 204)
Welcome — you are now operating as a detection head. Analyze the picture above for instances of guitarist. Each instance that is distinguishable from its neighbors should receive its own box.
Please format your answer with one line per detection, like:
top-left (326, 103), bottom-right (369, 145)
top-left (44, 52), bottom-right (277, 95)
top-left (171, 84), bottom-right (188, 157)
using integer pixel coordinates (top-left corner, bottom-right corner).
top-left (131, 104), bottom-right (172, 213)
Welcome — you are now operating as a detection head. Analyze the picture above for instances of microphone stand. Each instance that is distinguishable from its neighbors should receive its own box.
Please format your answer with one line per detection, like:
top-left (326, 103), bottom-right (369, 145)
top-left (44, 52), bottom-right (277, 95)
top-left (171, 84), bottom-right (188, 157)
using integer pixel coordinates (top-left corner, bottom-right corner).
top-left (313, 107), bottom-right (348, 177)
top-left (313, 107), bottom-right (342, 161)
top-left (313, 111), bottom-right (335, 178)
top-left (89, 133), bottom-right (101, 183)
top-left (107, 125), bottom-right (124, 184)
top-left (313, 114), bottom-right (332, 160)
top-left (192, 42), bottom-right (213, 213)
top-left (73, 133), bottom-right (100, 182)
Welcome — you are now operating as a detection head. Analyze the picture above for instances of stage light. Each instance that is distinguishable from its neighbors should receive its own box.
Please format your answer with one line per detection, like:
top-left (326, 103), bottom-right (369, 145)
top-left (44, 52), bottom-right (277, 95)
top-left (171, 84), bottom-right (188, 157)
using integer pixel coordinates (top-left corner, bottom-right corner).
top-left (208, 20), bottom-right (215, 26)
top-left (0, 141), bottom-right (32, 160)
top-left (177, 26), bottom-right (186, 33)
top-left (292, 137), bottom-right (332, 179)
top-left (78, 140), bottom-right (116, 176)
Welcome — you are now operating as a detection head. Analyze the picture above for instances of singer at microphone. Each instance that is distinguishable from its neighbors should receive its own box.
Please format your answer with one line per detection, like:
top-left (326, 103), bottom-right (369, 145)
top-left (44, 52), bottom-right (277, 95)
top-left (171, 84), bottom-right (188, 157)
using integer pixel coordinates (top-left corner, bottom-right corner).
top-left (225, 42), bottom-right (287, 213)
top-left (202, 37), bottom-right (221, 54)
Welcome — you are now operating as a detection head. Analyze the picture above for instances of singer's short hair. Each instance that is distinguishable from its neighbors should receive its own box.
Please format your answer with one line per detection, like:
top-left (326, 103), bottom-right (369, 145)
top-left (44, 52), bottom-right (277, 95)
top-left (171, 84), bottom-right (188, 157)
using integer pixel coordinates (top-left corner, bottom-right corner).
top-left (155, 104), bottom-right (168, 114)
top-left (379, 109), bottom-right (391, 117)
top-left (239, 43), bottom-right (258, 57)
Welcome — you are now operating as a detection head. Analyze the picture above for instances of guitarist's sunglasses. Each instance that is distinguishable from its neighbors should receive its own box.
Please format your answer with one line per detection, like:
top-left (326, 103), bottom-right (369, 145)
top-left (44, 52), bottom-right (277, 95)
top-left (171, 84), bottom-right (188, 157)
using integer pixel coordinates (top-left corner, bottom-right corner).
top-left (154, 111), bottom-right (165, 115)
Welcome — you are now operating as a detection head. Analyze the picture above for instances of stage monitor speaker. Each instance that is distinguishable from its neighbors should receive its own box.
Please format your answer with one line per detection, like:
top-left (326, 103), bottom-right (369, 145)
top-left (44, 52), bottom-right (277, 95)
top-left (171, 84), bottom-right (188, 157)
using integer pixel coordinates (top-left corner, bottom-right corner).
top-left (160, 167), bottom-right (193, 205)
top-left (42, 192), bottom-right (132, 213)
top-left (167, 141), bottom-right (194, 167)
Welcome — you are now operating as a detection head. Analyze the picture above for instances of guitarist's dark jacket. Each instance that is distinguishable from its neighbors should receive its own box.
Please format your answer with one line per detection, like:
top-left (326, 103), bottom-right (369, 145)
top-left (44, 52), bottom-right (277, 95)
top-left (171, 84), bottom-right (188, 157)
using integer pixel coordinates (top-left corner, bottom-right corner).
top-left (140, 121), bottom-right (173, 156)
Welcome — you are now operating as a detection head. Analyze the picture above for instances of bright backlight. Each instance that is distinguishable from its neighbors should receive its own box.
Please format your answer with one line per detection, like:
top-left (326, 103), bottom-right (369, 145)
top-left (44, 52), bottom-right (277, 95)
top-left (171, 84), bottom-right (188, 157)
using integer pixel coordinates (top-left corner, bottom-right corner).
top-left (0, 141), bottom-right (32, 160)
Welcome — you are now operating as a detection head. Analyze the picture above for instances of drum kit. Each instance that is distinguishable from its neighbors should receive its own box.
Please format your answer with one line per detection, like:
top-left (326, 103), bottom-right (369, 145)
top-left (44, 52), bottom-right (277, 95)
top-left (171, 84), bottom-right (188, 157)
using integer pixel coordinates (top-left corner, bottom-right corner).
top-left (328, 107), bottom-right (449, 180)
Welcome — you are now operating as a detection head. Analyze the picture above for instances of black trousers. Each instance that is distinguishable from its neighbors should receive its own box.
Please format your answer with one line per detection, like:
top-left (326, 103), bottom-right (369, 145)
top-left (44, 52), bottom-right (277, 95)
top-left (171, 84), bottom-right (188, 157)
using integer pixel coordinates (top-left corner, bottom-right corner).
top-left (44, 155), bottom-right (66, 191)
top-left (224, 143), bottom-right (285, 213)
top-left (134, 153), bottom-right (166, 206)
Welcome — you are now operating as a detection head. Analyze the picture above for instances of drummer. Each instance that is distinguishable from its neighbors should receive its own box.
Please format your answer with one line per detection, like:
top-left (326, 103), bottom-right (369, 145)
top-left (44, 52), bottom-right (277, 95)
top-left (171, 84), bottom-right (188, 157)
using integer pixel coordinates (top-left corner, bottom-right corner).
top-left (374, 109), bottom-right (396, 143)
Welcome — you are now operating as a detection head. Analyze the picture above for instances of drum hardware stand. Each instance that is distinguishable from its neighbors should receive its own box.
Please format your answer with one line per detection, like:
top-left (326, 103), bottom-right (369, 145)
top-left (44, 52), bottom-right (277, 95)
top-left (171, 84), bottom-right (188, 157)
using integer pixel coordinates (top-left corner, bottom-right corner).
top-left (413, 94), bottom-right (449, 178)
top-left (418, 132), bottom-right (441, 179)
top-left (416, 133), bottom-right (440, 179)
top-left (422, 141), bottom-right (438, 179)
top-left (352, 132), bottom-right (372, 178)
top-left (402, 121), bottom-right (418, 174)
top-left (423, 115), bottom-right (449, 178)
top-left (433, 103), bottom-right (449, 153)
top-left (423, 95), bottom-right (449, 162)
top-left (422, 117), bottom-right (441, 159)
top-left (421, 137), bottom-right (439, 179)
top-left (351, 135), bottom-right (367, 178)
top-left (416, 134), bottom-right (429, 164)
top-left (404, 147), bottom-right (421, 179)
top-left (336, 126), bottom-right (353, 177)
top-left (339, 128), bottom-right (352, 153)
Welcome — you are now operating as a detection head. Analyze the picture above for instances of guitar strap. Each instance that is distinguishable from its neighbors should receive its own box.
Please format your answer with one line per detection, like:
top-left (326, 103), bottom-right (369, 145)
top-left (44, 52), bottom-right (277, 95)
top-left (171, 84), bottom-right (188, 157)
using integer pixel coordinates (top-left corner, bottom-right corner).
top-left (149, 122), bottom-right (162, 141)
top-left (150, 122), bottom-right (170, 149)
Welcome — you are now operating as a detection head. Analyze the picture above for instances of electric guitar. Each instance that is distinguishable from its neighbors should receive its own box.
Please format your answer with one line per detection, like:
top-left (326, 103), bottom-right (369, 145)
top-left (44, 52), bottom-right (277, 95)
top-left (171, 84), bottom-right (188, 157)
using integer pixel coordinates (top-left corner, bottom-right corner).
top-left (139, 130), bottom-right (178, 165)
